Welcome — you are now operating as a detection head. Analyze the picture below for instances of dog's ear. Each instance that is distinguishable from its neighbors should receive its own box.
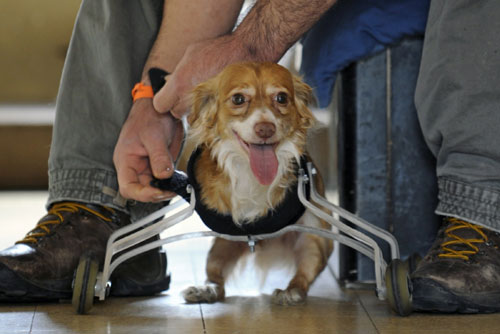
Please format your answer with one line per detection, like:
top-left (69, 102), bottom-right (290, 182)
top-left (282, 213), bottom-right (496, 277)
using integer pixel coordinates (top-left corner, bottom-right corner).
top-left (293, 75), bottom-right (314, 106)
top-left (188, 78), bottom-right (219, 146)
top-left (188, 78), bottom-right (218, 127)
top-left (293, 75), bottom-right (315, 128)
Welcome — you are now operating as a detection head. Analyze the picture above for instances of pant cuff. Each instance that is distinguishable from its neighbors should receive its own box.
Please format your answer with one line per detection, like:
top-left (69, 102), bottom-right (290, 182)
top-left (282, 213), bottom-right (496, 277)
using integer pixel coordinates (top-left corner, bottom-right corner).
top-left (48, 168), bottom-right (126, 209)
top-left (48, 168), bottom-right (164, 221)
top-left (436, 177), bottom-right (500, 233)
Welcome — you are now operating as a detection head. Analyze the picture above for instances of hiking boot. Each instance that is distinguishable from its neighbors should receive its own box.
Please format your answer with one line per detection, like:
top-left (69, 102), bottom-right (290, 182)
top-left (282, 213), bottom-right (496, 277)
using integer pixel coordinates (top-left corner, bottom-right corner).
top-left (0, 202), bottom-right (170, 302)
top-left (411, 217), bottom-right (500, 313)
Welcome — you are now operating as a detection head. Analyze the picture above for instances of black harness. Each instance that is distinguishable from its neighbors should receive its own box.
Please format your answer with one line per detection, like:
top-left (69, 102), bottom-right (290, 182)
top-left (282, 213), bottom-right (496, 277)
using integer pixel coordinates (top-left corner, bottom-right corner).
top-left (152, 147), bottom-right (310, 236)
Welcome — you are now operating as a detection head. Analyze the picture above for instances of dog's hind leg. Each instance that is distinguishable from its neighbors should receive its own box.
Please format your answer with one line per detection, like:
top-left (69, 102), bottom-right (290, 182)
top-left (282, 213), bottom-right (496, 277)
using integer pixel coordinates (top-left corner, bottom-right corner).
top-left (272, 232), bottom-right (332, 306)
top-left (182, 238), bottom-right (247, 303)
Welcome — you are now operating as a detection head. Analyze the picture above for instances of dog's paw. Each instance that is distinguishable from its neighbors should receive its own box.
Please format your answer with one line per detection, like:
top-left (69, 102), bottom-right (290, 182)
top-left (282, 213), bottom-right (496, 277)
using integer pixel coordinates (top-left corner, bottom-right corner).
top-left (182, 284), bottom-right (224, 303)
top-left (271, 288), bottom-right (307, 306)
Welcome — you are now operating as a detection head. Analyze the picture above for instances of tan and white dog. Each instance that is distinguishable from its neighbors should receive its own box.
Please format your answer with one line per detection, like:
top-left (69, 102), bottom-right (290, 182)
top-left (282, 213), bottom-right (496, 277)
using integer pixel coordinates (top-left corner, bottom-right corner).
top-left (183, 62), bottom-right (332, 305)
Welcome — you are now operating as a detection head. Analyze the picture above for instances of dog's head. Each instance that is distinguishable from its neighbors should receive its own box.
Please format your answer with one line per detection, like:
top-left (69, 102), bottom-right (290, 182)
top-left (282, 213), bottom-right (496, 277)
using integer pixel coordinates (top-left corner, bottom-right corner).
top-left (188, 62), bottom-right (315, 186)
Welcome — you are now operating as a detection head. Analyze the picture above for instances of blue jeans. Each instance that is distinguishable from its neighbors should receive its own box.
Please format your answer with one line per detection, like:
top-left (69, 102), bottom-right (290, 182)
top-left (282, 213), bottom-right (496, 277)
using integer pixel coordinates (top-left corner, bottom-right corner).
top-left (415, 0), bottom-right (500, 231)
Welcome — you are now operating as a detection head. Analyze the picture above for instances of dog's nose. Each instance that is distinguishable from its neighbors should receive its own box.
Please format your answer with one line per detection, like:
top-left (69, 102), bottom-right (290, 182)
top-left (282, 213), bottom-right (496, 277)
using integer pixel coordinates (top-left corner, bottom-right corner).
top-left (254, 122), bottom-right (276, 139)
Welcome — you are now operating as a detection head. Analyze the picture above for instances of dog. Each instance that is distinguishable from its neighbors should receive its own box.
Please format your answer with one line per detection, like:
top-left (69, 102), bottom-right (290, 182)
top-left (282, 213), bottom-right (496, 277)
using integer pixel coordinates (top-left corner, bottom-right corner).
top-left (182, 61), bottom-right (333, 305)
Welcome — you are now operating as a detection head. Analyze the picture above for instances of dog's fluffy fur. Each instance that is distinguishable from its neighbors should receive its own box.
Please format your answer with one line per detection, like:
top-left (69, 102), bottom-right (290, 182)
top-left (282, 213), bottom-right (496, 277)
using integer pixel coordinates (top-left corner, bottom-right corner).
top-left (182, 62), bottom-right (333, 305)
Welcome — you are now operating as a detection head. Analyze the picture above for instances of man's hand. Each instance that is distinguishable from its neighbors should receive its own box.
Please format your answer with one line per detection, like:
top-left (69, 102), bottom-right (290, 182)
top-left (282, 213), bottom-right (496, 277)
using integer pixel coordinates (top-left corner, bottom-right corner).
top-left (153, 36), bottom-right (244, 118)
top-left (113, 98), bottom-right (184, 202)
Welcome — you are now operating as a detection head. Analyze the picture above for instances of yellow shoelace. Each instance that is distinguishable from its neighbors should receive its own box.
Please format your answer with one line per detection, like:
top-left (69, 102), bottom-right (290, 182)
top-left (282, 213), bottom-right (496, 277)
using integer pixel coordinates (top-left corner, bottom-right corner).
top-left (439, 217), bottom-right (488, 260)
top-left (16, 202), bottom-right (115, 244)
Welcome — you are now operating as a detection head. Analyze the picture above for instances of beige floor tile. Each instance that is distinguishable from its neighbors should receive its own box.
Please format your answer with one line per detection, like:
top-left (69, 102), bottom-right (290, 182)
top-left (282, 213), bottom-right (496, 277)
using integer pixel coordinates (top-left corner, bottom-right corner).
top-left (31, 296), bottom-right (204, 334)
top-left (0, 305), bottom-right (35, 333)
top-left (201, 263), bottom-right (375, 334)
top-left (357, 289), bottom-right (500, 334)
top-left (202, 295), bottom-right (377, 334)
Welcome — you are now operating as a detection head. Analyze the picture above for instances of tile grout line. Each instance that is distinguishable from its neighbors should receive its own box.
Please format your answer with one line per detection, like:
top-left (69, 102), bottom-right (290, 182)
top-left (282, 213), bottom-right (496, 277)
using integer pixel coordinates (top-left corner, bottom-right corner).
top-left (28, 305), bottom-right (37, 334)
top-left (190, 244), bottom-right (207, 333)
top-left (356, 291), bottom-right (381, 334)
top-left (199, 303), bottom-right (207, 334)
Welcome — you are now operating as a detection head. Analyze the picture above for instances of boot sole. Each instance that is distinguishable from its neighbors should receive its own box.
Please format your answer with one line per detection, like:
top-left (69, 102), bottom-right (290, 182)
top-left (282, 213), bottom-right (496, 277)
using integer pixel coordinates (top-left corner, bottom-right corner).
top-left (0, 260), bottom-right (171, 303)
top-left (412, 277), bottom-right (500, 314)
top-left (0, 263), bottom-right (70, 302)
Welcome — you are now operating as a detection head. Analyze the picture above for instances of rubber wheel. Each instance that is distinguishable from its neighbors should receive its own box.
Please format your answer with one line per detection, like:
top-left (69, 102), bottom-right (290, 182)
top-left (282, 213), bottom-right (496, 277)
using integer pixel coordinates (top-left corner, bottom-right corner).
top-left (72, 255), bottom-right (99, 314)
top-left (405, 253), bottom-right (422, 274)
top-left (385, 259), bottom-right (412, 316)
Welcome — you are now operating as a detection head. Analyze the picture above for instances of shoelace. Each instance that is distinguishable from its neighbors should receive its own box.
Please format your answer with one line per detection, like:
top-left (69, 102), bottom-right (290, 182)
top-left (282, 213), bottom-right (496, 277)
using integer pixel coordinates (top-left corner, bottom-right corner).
top-left (438, 217), bottom-right (488, 260)
top-left (16, 202), bottom-right (115, 244)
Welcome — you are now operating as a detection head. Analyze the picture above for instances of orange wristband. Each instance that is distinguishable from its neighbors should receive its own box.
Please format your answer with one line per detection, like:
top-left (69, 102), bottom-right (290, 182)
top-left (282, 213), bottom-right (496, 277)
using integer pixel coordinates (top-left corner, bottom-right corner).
top-left (131, 82), bottom-right (154, 102)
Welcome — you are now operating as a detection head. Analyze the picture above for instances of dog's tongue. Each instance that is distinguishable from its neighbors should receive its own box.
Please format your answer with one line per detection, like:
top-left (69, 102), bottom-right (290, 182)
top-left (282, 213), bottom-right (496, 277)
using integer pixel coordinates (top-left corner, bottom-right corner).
top-left (249, 144), bottom-right (278, 185)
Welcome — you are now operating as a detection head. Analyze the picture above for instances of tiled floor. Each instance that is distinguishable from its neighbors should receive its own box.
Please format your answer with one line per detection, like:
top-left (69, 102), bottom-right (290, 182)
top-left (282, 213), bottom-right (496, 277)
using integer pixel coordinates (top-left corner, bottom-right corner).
top-left (1, 191), bottom-right (500, 334)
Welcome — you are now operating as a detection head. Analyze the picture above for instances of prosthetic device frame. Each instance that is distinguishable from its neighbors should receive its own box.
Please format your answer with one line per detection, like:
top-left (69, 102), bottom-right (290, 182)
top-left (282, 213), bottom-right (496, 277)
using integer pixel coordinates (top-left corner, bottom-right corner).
top-left (92, 162), bottom-right (400, 302)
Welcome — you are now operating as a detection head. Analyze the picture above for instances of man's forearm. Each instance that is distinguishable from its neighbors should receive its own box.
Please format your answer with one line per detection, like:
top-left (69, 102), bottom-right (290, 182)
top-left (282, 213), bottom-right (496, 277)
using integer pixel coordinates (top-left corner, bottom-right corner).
top-left (140, 0), bottom-right (245, 85)
top-left (234, 0), bottom-right (337, 62)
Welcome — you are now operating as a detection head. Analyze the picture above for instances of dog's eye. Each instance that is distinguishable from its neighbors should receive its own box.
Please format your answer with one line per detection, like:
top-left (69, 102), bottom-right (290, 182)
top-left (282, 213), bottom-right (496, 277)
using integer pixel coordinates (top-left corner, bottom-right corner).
top-left (231, 93), bottom-right (246, 106)
top-left (276, 92), bottom-right (288, 105)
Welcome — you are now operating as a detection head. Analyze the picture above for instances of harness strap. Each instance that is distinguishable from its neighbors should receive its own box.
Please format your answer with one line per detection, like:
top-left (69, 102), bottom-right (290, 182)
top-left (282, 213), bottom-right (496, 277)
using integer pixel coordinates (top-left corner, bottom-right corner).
top-left (186, 147), bottom-right (310, 236)
top-left (152, 147), bottom-right (311, 235)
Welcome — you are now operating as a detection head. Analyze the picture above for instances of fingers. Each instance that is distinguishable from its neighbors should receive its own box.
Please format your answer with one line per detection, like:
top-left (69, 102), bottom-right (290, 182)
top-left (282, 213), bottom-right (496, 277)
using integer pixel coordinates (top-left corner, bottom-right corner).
top-left (113, 99), bottom-right (183, 203)
top-left (143, 114), bottom-right (185, 180)
top-left (115, 157), bottom-right (176, 203)
top-left (153, 72), bottom-right (192, 119)
top-left (153, 76), bottom-right (177, 115)
top-left (145, 134), bottom-right (175, 180)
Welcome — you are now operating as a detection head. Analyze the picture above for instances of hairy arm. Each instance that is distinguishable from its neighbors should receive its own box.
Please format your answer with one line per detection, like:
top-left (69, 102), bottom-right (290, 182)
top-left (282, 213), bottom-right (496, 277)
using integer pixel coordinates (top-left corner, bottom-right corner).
top-left (141, 0), bottom-right (244, 85)
top-left (236, 0), bottom-right (337, 62)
